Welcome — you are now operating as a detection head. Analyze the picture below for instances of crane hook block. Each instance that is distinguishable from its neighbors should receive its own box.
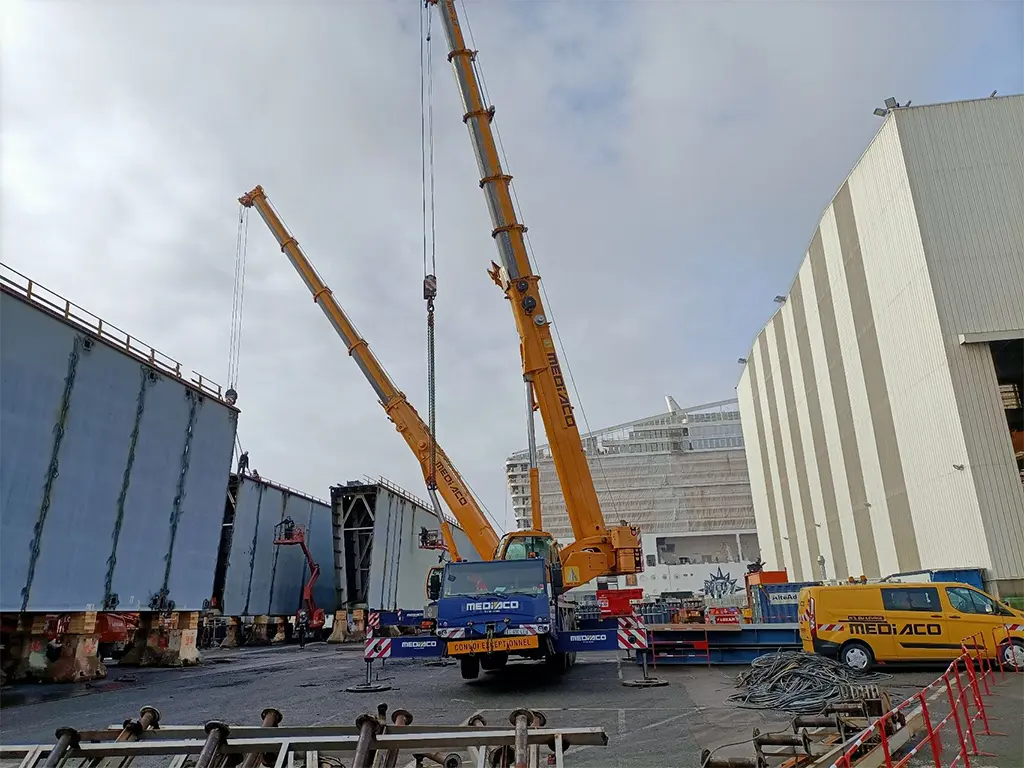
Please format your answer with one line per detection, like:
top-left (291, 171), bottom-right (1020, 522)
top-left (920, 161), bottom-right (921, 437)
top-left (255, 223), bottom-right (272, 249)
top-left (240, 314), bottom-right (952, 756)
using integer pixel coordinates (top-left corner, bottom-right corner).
top-left (423, 274), bottom-right (438, 301)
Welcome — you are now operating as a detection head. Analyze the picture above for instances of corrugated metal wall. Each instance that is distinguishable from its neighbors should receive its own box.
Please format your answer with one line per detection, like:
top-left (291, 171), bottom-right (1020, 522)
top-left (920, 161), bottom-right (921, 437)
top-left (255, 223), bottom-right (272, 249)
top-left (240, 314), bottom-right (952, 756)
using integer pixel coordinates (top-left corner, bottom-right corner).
top-left (221, 476), bottom-right (336, 617)
top-left (737, 96), bottom-right (1024, 589)
top-left (332, 480), bottom-right (473, 613)
top-left (0, 289), bottom-right (237, 613)
top-left (896, 96), bottom-right (1024, 583)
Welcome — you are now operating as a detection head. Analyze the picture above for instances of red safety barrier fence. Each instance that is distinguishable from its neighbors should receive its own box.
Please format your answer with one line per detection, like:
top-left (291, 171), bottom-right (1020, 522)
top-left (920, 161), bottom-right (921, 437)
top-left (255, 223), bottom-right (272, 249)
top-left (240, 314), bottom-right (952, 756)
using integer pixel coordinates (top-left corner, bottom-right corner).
top-left (825, 625), bottom-right (1020, 768)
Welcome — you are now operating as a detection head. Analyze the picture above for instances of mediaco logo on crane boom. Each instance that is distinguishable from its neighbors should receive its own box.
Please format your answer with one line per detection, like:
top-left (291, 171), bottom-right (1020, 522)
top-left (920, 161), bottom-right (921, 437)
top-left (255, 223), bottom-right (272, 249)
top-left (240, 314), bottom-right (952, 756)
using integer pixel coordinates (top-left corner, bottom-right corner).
top-left (435, 460), bottom-right (469, 506)
top-left (547, 352), bottom-right (576, 428)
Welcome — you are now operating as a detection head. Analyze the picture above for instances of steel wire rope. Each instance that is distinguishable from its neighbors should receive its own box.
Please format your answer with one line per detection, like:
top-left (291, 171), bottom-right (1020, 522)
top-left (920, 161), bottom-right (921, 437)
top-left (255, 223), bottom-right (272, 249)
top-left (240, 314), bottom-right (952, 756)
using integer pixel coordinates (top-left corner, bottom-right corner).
top-left (423, 4), bottom-right (505, 537)
top-left (458, 1), bottom-right (621, 519)
top-left (228, 206), bottom-right (249, 389)
top-left (421, 3), bottom-right (439, 495)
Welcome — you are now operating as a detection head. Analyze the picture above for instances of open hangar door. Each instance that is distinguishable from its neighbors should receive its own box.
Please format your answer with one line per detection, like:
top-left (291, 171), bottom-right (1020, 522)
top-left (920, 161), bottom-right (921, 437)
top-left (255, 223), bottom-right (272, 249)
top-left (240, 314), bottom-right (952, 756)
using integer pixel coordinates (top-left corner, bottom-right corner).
top-left (990, 338), bottom-right (1024, 478)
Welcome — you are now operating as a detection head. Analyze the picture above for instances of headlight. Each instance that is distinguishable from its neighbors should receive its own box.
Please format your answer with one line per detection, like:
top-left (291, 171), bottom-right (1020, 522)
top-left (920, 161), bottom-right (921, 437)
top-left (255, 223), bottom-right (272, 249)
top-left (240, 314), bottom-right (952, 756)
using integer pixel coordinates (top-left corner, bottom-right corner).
top-left (536, 617), bottom-right (546, 622)
top-left (441, 621), bottom-right (448, 627)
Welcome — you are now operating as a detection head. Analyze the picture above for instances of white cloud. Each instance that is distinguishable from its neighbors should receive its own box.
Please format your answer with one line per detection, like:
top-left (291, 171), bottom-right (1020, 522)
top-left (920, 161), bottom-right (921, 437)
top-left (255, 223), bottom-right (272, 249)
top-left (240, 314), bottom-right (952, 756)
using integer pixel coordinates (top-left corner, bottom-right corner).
top-left (2, 0), bottom-right (1020, 532)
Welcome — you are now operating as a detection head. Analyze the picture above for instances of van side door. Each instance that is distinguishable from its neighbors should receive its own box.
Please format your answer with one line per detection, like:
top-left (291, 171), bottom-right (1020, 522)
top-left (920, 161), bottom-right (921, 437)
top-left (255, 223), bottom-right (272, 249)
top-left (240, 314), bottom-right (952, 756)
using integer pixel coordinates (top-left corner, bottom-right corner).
top-left (944, 586), bottom-right (1018, 652)
top-left (880, 586), bottom-right (953, 661)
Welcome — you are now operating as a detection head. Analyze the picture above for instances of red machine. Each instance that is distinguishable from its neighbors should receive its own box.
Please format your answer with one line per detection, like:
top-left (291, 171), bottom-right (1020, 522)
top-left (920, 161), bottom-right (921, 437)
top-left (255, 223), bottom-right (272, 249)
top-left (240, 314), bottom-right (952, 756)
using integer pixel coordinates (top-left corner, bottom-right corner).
top-left (273, 519), bottom-right (326, 631)
top-left (418, 527), bottom-right (447, 552)
top-left (596, 587), bottom-right (644, 619)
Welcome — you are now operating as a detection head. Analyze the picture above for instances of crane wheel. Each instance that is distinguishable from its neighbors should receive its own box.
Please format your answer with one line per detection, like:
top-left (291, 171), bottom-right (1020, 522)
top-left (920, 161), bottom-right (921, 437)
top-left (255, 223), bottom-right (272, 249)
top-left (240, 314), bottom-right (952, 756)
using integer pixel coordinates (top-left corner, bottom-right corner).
top-left (460, 656), bottom-right (480, 680)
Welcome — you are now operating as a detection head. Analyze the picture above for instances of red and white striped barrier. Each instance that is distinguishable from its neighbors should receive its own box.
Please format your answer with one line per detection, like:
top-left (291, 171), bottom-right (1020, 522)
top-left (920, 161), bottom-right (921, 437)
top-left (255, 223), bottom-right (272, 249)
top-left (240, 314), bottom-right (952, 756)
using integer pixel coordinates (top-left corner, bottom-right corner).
top-left (364, 637), bottom-right (391, 660)
top-left (616, 615), bottom-right (649, 650)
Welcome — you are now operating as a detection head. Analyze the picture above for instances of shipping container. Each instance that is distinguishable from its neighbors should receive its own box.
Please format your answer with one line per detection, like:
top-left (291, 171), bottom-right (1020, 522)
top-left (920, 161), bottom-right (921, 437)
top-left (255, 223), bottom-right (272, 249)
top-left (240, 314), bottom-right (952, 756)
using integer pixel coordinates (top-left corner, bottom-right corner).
top-left (0, 266), bottom-right (237, 614)
top-left (885, 568), bottom-right (986, 591)
top-left (331, 477), bottom-right (474, 613)
top-left (220, 475), bottom-right (336, 617)
top-left (752, 581), bottom-right (820, 624)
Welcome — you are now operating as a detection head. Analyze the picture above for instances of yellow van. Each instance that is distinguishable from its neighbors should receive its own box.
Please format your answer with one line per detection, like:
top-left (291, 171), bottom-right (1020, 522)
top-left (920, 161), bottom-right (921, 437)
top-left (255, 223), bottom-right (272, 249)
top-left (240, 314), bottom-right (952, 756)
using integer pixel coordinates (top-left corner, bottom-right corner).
top-left (797, 582), bottom-right (1024, 671)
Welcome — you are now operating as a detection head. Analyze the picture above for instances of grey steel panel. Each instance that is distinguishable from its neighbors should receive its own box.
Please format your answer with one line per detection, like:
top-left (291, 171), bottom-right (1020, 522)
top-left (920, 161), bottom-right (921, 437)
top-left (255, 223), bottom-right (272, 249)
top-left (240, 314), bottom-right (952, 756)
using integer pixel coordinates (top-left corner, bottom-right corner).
top-left (364, 484), bottom-right (473, 613)
top-left (0, 290), bottom-right (237, 613)
top-left (221, 477), bottom-right (335, 617)
top-left (221, 477), bottom-right (262, 616)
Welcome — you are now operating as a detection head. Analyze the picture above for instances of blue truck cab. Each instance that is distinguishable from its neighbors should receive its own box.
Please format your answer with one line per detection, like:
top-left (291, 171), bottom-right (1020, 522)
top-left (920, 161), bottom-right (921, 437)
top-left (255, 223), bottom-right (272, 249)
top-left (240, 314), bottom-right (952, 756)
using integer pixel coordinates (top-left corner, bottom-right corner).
top-left (430, 536), bottom-right (577, 679)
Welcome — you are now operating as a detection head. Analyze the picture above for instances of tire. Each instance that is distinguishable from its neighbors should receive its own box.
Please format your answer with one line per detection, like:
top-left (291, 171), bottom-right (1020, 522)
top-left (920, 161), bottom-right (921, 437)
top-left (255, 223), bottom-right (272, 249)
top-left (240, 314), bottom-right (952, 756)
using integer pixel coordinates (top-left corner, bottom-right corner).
top-left (480, 653), bottom-right (508, 671)
top-left (999, 639), bottom-right (1024, 670)
top-left (460, 655), bottom-right (480, 680)
top-left (545, 652), bottom-right (570, 674)
top-left (839, 641), bottom-right (875, 672)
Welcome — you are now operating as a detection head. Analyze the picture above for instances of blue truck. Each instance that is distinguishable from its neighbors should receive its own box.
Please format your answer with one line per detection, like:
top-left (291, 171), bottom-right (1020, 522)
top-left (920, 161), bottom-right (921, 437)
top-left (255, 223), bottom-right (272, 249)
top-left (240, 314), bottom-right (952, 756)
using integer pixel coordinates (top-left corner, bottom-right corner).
top-left (429, 552), bottom-right (579, 679)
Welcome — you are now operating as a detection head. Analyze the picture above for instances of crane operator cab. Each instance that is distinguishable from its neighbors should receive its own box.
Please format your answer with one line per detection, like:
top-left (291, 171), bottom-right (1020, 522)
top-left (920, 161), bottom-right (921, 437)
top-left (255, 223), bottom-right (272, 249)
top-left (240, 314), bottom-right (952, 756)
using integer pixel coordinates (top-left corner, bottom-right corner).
top-left (499, 534), bottom-right (557, 564)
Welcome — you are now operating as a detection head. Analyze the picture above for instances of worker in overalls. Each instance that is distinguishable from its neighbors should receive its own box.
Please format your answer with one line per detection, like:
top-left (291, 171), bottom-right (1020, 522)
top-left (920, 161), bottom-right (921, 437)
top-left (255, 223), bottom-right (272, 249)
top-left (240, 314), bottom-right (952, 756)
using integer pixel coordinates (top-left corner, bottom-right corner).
top-left (296, 609), bottom-right (309, 649)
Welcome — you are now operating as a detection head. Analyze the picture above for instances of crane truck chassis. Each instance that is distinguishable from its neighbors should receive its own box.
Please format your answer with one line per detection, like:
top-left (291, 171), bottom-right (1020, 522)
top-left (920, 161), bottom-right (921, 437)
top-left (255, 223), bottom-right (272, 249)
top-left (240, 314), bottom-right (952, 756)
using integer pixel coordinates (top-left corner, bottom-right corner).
top-left (364, 557), bottom-right (650, 680)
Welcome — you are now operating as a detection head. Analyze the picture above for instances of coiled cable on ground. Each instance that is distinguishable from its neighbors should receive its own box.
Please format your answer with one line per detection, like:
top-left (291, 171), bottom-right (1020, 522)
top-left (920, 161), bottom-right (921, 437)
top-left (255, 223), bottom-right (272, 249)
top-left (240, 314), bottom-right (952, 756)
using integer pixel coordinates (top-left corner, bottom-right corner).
top-left (728, 651), bottom-right (892, 714)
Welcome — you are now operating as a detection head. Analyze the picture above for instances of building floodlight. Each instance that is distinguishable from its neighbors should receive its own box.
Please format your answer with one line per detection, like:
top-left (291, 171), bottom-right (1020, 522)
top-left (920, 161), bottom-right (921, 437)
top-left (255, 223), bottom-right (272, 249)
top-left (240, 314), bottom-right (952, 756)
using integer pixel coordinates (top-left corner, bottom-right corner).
top-left (873, 108), bottom-right (888, 117)
top-left (990, 90), bottom-right (998, 98)
top-left (737, 358), bottom-right (747, 364)
top-left (773, 295), bottom-right (786, 304)
top-left (884, 97), bottom-right (898, 109)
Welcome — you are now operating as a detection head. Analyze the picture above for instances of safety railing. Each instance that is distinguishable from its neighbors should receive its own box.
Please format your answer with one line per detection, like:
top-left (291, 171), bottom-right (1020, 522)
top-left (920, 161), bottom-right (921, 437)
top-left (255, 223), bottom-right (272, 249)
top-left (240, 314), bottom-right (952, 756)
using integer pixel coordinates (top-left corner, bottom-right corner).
top-left (0, 262), bottom-right (230, 404)
top-left (363, 474), bottom-right (462, 530)
top-left (242, 472), bottom-right (329, 506)
top-left (826, 625), bottom-right (1020, 768)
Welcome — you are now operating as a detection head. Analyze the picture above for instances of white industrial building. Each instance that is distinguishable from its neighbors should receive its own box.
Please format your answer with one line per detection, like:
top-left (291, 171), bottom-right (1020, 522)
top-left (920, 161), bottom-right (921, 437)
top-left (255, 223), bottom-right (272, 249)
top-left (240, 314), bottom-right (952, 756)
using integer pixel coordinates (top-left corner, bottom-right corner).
top-left (737, 95), bottom-right (1024, 598)
top-left (506, 397), bottom-right (759, 598)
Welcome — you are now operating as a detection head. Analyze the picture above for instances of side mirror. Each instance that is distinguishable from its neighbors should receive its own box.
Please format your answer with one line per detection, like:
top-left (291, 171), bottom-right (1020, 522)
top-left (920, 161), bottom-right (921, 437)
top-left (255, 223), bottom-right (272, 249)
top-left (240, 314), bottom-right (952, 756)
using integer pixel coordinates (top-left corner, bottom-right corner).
top-left (426, 573), bottom-right (442, 602)
top-left (551, 565), bottom-right (564, 593)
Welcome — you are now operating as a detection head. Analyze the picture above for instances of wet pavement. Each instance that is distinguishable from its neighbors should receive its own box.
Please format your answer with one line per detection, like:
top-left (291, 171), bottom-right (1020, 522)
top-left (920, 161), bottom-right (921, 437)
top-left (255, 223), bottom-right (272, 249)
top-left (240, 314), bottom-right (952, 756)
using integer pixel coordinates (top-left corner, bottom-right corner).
top-left (1, 644), bottom-right (1018, 767)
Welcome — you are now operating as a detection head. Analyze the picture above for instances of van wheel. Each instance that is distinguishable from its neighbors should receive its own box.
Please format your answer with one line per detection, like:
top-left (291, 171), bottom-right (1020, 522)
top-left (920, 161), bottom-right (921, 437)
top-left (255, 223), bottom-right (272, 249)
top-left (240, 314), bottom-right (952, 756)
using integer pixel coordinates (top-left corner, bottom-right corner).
top-left (840, 641), bottom-right (874, 672)
top-left (1000, 639), bottom-right (1024, 670)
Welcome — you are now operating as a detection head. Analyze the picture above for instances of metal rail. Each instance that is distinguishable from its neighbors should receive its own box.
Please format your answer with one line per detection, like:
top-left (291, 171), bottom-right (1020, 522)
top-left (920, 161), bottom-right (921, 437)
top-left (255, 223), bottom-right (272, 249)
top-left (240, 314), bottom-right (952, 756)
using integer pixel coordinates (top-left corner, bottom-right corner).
top-left (1, 707), bottom-right (607, 768)
top-left (0, 262), bottom-right (230, 405)
top-left (362, 475), bottom-right (462, 531)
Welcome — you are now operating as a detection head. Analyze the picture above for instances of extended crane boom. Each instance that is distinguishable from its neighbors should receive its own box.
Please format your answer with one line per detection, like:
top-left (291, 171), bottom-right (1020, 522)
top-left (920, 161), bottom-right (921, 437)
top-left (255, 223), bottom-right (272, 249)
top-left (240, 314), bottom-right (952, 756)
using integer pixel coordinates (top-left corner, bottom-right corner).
top-left (239, 185), bottom-right (500, 561)
top-left (429, 0), bottom-right (642, 587)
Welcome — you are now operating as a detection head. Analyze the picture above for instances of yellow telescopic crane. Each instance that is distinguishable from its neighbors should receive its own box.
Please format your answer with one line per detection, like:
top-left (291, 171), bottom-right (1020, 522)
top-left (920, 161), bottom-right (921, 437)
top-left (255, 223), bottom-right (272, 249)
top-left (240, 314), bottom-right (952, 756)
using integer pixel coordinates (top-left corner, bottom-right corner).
top-left (428, 0), bottom-right (643, 588)
top-left (239, 185), bottom-right (500, 561)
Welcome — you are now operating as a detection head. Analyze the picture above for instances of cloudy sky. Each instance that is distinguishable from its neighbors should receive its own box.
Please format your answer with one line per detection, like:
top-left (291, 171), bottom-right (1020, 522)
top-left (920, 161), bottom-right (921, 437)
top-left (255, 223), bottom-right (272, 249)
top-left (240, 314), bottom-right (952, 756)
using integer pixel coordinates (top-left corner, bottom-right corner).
top-left (3, 0), bottom-right (1021, 532)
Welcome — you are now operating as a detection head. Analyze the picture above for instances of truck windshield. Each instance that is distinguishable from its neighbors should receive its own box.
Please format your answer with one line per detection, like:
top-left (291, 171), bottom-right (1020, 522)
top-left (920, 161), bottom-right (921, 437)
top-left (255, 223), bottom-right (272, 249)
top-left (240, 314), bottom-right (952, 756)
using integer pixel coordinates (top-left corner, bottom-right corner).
top-left (442, 560), bottom-right (547, 598)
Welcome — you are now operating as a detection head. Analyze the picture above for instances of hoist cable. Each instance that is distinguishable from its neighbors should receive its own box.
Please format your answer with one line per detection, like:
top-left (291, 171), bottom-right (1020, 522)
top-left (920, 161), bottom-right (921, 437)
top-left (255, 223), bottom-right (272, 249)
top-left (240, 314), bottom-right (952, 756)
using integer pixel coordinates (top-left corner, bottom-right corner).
top-left (228, 206), bottom-right (249, 389)
top-left (421, 4), bottom-right (439, 494)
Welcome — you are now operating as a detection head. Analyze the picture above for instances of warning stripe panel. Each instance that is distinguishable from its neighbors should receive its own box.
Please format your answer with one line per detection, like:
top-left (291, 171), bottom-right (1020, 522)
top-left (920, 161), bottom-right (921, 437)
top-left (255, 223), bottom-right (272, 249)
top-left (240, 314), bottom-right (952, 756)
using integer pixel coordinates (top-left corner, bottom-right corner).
top-left (617, 628), bottom-right (649, 650)
top-left (364, 637), bottom-right (391, 660)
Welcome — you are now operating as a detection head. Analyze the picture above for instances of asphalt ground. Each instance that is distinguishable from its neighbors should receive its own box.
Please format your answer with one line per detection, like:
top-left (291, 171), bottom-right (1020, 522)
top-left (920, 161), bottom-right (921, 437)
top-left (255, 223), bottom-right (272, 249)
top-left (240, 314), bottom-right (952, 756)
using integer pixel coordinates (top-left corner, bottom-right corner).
top-left (1, 644), bottom-right (1020, 767)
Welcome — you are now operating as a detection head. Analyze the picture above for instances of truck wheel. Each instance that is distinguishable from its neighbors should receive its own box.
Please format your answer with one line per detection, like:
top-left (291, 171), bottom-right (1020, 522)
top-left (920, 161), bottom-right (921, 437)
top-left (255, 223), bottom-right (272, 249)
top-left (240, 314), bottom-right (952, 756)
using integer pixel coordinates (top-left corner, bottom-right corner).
top-left (839, 641), bottom-right (874, 672)
top-left (480, 653), bottom-right (508, 671)
top-left (460, 656), bottom-right (480, 680)
top-left (545, 652), bottom-right (570, 674)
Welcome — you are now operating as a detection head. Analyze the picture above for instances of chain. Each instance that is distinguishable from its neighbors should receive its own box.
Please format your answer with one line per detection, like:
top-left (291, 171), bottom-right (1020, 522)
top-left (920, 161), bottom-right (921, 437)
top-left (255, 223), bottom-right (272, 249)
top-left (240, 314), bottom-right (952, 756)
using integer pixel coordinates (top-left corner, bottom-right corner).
top-left (243, 482), bottom-right (265, 616)
top-left (22, 336), bottom-right (83, 611)
top-left (104, 366), bottom-right (152, 609)
top-left (160, 389), bottom-right (200, 602)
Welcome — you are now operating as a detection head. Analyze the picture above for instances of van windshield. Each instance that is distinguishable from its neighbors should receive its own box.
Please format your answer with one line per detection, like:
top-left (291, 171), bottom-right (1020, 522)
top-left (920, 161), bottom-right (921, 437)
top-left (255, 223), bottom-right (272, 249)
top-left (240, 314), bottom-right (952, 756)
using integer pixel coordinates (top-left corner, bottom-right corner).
top-left (442, 560), bottom-right (547, 598)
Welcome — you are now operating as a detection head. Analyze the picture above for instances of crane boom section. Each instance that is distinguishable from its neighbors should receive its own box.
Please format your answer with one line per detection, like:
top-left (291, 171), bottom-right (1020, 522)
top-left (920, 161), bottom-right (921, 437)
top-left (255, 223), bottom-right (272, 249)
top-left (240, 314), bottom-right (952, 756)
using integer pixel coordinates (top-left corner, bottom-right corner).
top-left (239, 185), bottom-right (500, 561)
top-left (430, 1), bottom-right (604, 542)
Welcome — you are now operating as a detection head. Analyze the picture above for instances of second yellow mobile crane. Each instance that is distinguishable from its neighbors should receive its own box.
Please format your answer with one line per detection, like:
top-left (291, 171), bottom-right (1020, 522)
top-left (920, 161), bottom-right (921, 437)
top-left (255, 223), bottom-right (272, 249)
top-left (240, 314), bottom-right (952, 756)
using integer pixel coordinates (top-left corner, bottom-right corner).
top-left (238, 185), bottom-right (498, 562)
